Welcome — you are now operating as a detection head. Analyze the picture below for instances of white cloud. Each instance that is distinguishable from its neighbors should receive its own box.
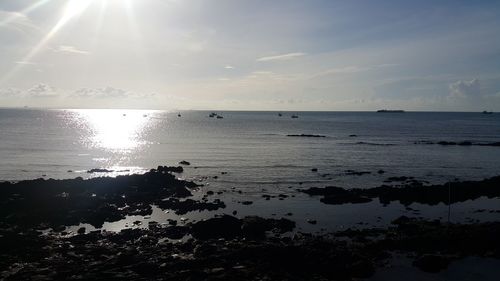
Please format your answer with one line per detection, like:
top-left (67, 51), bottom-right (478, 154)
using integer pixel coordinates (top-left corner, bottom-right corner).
top-left (0, 11), bottom-right (37, 32)
top-left (72, 87), bottom-right (155, 99)
top-left (15, 61), bottom-right (37, 65)
top-left (54, 45), bottom-right (90, 55)
top-left (26, 83), bottom-right (58, 97)
top-left (449, 79), bottom-right (480, 98)
top-left (257, 52), bottom-right (306, 62)
top-left (311, 64), bottom-right (399, 79)
top-left (0, 88), bottom-right (21, 97)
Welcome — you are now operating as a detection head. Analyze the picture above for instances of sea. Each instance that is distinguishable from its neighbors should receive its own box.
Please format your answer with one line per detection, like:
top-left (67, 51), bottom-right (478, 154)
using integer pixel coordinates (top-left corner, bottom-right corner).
top-left (1, 108), bottom-right (500, 232)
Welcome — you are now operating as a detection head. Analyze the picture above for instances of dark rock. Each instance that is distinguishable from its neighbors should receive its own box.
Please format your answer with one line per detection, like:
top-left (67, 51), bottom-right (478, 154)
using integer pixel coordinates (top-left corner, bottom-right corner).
top-left (287, 134), bottom-right (326, 138)
top-left (344, 170), bottom-right (371, 176)
top-left (350, 260), bottom-right (375, 278)
top-left (162, 226), bottom-right (189, 240)
top-left (191, 215), bottom-right (242, 240)
top-left (311, 168), bottom-right (318, 172)
top-left (413, 255), bottom-right (451, 273)
top-left (87, 168), bottom-right (113, 173)
top-left (300, 186), bottom-right (372, 205)
top-left (156, 165), bottom-right (183, 173)
top-left (179, 161), bottom-right (191, 165)
top-left (77, 227), bottom-right (86, 235)
top-left (157, 198), bottom-right (226, 215)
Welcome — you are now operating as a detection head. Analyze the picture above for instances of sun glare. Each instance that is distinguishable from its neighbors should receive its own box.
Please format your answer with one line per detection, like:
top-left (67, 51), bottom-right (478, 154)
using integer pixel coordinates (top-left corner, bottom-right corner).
top-left (72, 109), bottom-right (156, 152)
top-left (63, 0), bottom-right (93, 21)
top-left (0, 0), bottom-right (143, 86)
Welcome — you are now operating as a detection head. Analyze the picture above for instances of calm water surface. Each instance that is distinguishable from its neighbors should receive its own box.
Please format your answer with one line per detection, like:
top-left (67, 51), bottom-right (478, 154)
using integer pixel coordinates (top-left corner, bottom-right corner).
top-left (1, 108), bottom-right (500, 232)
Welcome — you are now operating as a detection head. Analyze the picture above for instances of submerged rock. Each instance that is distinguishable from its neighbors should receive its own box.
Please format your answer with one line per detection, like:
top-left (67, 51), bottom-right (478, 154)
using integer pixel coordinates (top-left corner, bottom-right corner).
top-left (287, 134), bottom-right (326, 138)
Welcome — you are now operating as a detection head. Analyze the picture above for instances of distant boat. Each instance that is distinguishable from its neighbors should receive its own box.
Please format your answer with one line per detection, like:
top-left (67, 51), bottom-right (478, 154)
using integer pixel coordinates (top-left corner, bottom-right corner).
top-left (482, 111), bottom-right (493, 114)
top-left (177, 114), bottom-right (181, 117)
top-left (291, 114), bottom-right (299, 119)
top-left (209, 112), bottom-right (217, 118)
top-left (278, 113), bottom-right (282, 117)
top-left (377, 109), bottom-right (405, 113)
top-left (216, 115), bottom-right (223, 119)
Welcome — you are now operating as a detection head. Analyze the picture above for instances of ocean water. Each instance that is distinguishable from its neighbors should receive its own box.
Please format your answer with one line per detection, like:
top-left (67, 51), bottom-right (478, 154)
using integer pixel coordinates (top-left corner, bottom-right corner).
top-left (1, 108), bottom-right (499, 183)
top-left (1, 108), bottom-right (500, 231)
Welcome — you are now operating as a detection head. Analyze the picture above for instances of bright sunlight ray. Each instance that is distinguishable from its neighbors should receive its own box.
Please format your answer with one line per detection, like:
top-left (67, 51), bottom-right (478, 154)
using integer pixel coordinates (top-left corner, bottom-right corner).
top-left (0, 0), bottom-right (94, 86)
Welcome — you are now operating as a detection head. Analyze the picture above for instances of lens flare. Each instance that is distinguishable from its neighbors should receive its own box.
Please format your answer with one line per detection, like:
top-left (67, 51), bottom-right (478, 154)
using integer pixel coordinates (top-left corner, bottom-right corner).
top-left (0, 0), bottom-right (94, 86)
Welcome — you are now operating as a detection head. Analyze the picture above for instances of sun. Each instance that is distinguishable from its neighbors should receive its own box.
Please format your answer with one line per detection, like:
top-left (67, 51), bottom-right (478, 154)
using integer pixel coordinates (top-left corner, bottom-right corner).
top-left (60, 0), bottom-right (95, 26)
top-left (0, 0), bottom-right (143, 86)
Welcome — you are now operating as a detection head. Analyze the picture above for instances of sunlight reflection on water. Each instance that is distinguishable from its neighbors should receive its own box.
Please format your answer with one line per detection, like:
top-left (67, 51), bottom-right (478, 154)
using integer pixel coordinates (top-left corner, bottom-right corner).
top-left (68, 109), bottom-right (159, 153)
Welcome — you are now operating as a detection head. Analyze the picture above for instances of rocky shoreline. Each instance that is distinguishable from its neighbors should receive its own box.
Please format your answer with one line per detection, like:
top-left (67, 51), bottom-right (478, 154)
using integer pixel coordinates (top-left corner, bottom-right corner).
top-left (1, 166), bottom-right (500, 280)
top-left (300, 175), bottom-right (500, 206)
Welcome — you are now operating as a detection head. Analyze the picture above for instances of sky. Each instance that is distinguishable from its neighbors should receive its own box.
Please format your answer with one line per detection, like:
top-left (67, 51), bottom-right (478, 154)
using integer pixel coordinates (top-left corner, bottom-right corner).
top-left (0, 0), bottom-right (500, 111)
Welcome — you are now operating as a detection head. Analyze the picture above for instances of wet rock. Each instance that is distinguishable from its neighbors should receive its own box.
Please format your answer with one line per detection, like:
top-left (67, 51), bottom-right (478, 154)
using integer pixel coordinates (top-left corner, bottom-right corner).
top-left (191, 215), bottom-right (242, 240)
top-left (413, 255), bottom-right (452, 273)
top-left (241, 216), bottom-right (295, 239)
top-left (87, 168), bottom-right (113, 173)
top-left (77, 227), bottom-right (86, 235)
top-left (157, 198), bottom-right (226, 215)
top-left (287, 134), bottom-right (326, 138)
top-left (307, 219), bottom-right (317, 225)
top-left (162, 226), bottom-right (189, 239)
top-left (349, 260), bottom-right (375, 278)
top-left (385, 176), bottom-right (413, 182)
top-left (391, 215), bottom-right (411, 225)
top-left (300, 186), bottom-right (372, 205)
top-left (344, 170), bottom-right (371, 176)
top-left (156, 165), bottom-right (183, 173)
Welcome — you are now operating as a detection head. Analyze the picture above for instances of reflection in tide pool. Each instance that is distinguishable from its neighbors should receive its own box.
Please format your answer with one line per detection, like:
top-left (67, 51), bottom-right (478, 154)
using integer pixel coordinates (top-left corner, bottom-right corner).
top-left (69, 109), bottom-right (158, 152)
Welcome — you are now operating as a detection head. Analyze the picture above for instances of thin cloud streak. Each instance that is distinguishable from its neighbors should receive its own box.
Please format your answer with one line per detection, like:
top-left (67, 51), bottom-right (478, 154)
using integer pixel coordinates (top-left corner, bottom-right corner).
top-left (257, 52), bottom-right (306, 62)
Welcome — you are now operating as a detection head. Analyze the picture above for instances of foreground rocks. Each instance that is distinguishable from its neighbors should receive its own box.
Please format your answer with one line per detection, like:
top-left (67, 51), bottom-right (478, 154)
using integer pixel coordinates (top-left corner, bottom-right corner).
top-left (0, 166), bottom-right (218, 229)
top-left (1, 169), bottom-right (500, 280)
top-left (2, 216), bottom-right (500, 280)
